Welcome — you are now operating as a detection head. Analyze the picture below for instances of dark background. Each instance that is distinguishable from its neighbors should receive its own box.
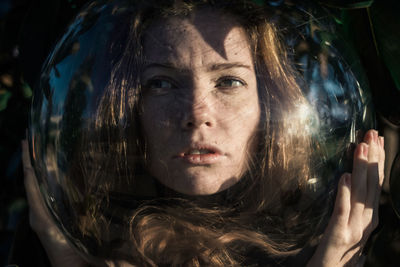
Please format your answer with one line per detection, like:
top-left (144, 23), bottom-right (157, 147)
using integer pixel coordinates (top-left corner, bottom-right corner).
top-left (0, 0), bottom-right (400, 266)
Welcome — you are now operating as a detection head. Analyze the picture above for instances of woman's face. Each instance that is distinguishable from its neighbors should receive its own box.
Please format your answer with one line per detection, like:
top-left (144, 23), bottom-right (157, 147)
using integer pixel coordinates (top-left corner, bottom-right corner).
top-left (140, 10), bottom-right (260, 195)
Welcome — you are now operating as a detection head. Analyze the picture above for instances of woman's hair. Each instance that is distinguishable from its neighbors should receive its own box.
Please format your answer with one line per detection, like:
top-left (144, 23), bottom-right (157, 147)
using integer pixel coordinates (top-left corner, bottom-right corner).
top-left (61, 0), bottom-right (328, 265)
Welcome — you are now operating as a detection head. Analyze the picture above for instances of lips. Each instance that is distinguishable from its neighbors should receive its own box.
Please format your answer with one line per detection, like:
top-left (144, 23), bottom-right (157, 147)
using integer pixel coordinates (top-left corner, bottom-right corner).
top-left (185, 148), bottom-right (215, 155)
top-left (175, 144), bottom-right (223, 164)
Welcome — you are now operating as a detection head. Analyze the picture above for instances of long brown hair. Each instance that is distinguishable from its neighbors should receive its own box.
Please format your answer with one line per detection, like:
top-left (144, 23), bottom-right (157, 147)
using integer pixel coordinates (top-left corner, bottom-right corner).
top-left (63, 1), bottom-right (328, 265)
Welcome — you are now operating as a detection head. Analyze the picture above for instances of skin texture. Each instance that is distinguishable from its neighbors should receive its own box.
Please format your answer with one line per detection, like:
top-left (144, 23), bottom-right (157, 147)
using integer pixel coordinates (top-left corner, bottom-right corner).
top-left (140, 11), bottom-right (260, 195)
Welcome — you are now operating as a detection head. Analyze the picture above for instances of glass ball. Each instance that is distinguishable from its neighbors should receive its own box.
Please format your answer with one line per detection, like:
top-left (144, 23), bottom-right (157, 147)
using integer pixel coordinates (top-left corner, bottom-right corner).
top-left (29, 0), bottom-right (374, 263)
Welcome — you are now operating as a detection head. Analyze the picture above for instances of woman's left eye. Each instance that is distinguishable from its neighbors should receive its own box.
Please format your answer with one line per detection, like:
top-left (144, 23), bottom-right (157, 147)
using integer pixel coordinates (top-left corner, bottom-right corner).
top-left (215, 78), bottom-right (245, 88)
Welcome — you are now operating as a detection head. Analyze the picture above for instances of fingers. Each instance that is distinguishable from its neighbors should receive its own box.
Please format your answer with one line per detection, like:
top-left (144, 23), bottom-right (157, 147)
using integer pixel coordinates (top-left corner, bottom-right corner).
top-left (347, 130), bottom-right (384, 229)
top-left (348, 130), bottom-right (384, 246)
top-left (363, 131), bottom-right (384, 234)
top-left (21, 139), bottom-right (54, 234)
top-left (22, 139), bottom-right (42, 212)
top-left (364, 130), bottom-right (380, 208)
top-left (308, 129), bottom-right (385, 267)
top-left (308, 174), bottom-right (354, 267)
top-left (378, 136), bottom-right (385, 187)
top-left (348, 142), bottom-right (368, 226)
top-left (331, 173), bottom-right (351, 228)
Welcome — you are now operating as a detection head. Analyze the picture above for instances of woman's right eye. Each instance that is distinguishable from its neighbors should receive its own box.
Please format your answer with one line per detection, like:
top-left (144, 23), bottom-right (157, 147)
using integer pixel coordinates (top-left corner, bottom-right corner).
top-left (145, 79), bottom-right (176, 91)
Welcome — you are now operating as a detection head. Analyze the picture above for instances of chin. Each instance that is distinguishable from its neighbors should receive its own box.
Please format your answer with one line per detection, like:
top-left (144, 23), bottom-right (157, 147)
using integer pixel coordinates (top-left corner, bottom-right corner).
top-left (167, 173), bottom-right (240, 196)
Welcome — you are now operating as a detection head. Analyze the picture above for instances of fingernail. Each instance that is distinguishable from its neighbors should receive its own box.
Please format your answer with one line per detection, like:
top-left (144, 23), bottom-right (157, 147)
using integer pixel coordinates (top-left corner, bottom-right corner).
top-left (345, 174), bottom-right (351, 187)
top-left (374, 130), bottom-right (379, 143)
top-left (362, 144), bottom-right (369, 158)
top-left (370, 130), bottom-right (377, 143)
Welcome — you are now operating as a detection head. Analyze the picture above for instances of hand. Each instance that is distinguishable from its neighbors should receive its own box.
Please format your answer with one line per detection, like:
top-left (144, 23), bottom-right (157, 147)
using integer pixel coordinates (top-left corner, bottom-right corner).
top-left (22, 140), bottom-right (136, 267)
top-left (307, 130), bottom-right (385, 267)
top-left (22, 139), bottom-right (88, 267)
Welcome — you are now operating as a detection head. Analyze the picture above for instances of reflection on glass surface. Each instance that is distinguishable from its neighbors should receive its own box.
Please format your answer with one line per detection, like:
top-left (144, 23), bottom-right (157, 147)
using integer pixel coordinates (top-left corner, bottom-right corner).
top-left (29, 0), bottom-right (374, 264)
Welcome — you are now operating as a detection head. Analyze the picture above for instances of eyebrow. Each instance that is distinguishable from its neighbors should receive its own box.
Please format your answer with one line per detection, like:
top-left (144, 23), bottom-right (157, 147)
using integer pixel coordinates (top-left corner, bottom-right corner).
top-left (143, 62), bottom-right (252, 72)
top-left (207, 63), bottom-right (251, 71)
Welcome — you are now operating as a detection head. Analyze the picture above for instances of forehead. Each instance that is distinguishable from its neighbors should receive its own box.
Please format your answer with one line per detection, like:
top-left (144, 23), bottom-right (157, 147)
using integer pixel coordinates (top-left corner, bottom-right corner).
top-left (143, 10), bottom-right (253, 68)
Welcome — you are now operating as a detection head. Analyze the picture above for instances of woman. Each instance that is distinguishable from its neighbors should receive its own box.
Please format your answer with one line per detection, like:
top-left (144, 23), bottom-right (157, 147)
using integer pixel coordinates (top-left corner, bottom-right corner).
top-left (22, 0), bottom-right (385, 266)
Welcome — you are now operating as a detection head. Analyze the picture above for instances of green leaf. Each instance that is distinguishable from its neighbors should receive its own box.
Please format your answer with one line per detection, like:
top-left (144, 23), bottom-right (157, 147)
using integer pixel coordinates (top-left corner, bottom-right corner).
top-left (0, 90), bottom-right (12, 111)
top-left (22, 82), bottom-right (32, 98)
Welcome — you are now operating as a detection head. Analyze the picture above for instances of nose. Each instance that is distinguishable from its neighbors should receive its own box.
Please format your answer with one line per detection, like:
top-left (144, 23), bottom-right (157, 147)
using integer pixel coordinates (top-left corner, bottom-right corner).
top-left (181, 92), bottom-right (215, 130)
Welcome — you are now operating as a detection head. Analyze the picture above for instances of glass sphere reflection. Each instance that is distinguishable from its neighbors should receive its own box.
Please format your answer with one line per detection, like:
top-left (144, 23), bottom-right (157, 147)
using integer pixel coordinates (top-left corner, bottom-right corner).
top-left (29, 0), bottom-right (374, 263)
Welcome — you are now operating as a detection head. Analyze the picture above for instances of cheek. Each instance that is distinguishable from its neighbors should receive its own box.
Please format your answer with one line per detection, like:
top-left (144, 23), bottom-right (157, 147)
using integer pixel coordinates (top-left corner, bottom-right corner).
top-left (141, 97), bottom-right (179, 145)
top-left (230, 94), bottom-right (261, 155)
top-left (245, 106), bottom-right (261, 152)
top-left (222, 91), bottom-right (260, 138)
top-left (142, 98), bottom-right (169, 127)
top-left (236, 105), bottom-right (260, 147)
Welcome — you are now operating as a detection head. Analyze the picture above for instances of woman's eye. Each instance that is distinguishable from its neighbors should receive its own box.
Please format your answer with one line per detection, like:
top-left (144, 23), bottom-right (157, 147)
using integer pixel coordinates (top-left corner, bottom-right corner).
top-left (216, 78), bottom-right (245, 88)
top-left (145, 79), bottom-right (176, 90)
